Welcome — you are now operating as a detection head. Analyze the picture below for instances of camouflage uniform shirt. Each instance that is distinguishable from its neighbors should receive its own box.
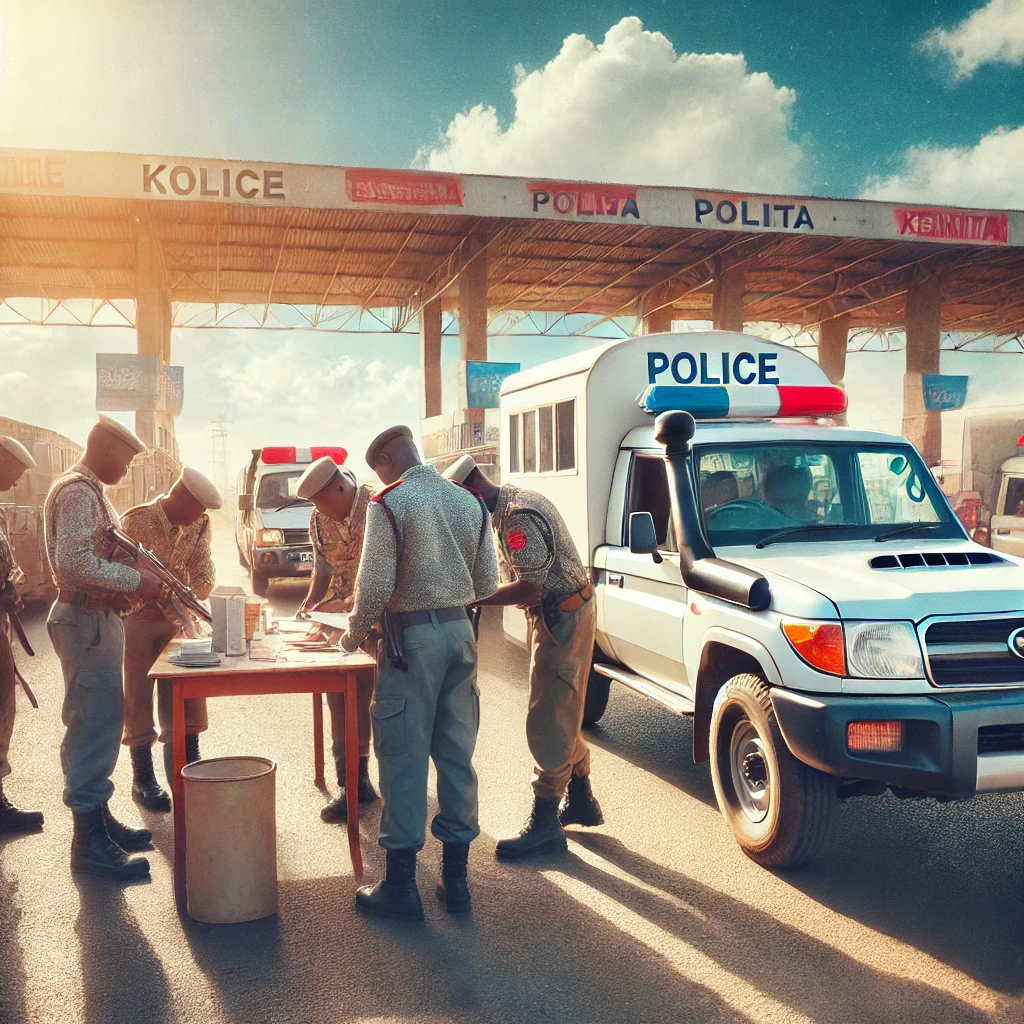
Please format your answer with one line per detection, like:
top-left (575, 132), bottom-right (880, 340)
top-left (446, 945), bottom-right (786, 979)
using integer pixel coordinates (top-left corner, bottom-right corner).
top-left (119, 499), bottom-right (216, 617)
top-left (492, 482), bottom-right (589, 603)
top-left (308, 483), bottom-right (373, 613)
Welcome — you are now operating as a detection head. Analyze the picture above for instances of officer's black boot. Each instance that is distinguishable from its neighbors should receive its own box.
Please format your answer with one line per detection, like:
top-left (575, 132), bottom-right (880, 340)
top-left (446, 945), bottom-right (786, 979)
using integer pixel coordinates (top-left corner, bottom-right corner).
top-left (357, 757), bottom-right (379, 803)
top-left (185, 733), bottom-right (201, 764)
top-left (436, 841), bottom-right (471, 913)
top-left (321, 756), bottom-right (350, 823)
top-left (71, 807), bottom-right (150, 880)
top-left (495, 796), bottom-right (568, 859)
top-left (130, 743), bottom-right (171, 812)
top-left (355, 847), bottom-right (425, 922)
top-left (102, 802), bottom-right (152, 852)
top-left (558, 774), bottom-right (605, 827)
top-left (0, 780), bottom-right (43, 833)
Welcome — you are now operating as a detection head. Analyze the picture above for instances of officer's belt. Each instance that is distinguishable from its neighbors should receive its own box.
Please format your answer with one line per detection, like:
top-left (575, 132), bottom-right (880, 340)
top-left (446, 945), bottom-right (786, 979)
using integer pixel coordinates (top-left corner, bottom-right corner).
top-left (389, 606), bottom-right (468, 629)
top-left (555, 583), bottom-right (592, 613)
top-left (57, 590), bottom-right (122, 613)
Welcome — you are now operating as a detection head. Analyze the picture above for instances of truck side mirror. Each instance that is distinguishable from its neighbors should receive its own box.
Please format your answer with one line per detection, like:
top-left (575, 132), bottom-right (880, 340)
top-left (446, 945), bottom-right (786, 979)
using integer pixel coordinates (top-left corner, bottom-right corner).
top-left (629, 512), bottom-right (664, 564)
top-left (237, 493), bottom-right (253, 513)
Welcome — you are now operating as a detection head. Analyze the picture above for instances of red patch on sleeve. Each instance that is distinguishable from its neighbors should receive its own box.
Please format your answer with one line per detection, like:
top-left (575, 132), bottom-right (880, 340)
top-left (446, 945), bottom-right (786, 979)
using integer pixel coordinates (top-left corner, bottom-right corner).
top-left (508, 530), bottom-right (528, 551)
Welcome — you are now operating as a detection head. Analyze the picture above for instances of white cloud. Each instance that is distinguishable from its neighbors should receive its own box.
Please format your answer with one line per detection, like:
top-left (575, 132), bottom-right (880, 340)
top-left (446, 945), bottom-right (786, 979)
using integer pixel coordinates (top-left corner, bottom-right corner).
top-left (861, 124), bottom-right (1024, 208)
top-left (416, 16), bottom-right (805, 193)
top-left (922, 0), bottom-right (1024, 78)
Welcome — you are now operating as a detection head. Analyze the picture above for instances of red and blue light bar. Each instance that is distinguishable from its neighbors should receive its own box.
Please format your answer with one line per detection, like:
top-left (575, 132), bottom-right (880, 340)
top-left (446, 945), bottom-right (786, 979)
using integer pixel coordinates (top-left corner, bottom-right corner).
top-left (638, 384), bottom-right (847, 419)
top-left (260, 446), bottom-right (348, 465)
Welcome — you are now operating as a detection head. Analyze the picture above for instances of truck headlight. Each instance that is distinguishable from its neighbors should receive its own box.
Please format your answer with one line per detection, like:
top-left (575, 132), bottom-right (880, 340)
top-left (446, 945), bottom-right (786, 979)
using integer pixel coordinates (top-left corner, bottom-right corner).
top-left (846, 621), bottom-right (923, 679)
top-left (256, 528), bottom-right (285, 547)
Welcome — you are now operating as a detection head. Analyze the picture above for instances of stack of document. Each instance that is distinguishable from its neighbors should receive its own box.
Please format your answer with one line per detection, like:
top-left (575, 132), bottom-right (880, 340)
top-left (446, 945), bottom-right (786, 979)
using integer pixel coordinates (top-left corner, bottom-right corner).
top-left (169, 637), bottom-right (221, 668)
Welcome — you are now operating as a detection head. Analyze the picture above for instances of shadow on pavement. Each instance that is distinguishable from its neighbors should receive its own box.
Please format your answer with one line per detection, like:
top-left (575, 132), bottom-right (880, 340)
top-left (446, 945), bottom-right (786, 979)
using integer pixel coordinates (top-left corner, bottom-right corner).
top-left (568, 830), bottom-right (990, 1024)
top-left (0, 851), bottom-right (29, 1024)
top-left (74, 874), bottom-right (174, 1024)
top-left (778, 792), bottom-right (1024, 994)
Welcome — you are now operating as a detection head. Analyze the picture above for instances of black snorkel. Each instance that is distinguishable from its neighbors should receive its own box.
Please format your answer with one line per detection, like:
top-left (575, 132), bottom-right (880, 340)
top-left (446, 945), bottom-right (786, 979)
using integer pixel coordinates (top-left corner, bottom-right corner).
top-left (655, 410), bottom-right (772, 612)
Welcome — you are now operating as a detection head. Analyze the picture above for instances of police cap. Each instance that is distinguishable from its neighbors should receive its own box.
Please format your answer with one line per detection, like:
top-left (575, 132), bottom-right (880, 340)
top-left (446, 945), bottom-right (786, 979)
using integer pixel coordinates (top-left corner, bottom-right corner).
top-left (443, 454), bottom-right (478, 484)
top-left (0, 436), bottom-right (36, 470)
top-left (96, 414), bottom-right (147, 455)
top-left (365, 425), bottom-right (413, 468)
top-left (177, 467), bottom-right (223, 510)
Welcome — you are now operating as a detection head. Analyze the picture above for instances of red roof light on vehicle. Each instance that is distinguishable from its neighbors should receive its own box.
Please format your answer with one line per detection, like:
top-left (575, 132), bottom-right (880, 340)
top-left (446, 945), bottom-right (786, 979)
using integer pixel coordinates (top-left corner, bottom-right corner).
top-left (309, 446), bottom-right (348, 465)
top-left (1017, 435), bottom-right (1024, 448)
top-left (260, 447), bottom-right (297, 464)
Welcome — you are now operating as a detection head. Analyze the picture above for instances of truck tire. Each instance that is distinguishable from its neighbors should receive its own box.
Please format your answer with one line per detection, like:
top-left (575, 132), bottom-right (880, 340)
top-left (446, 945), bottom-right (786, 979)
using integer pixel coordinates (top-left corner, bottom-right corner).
top-left (250, 565), bottom-right (269, 598)
top-left (582, 667), bottom-right (612, 728)
top-left (709, 673), bottom-right (835, 867)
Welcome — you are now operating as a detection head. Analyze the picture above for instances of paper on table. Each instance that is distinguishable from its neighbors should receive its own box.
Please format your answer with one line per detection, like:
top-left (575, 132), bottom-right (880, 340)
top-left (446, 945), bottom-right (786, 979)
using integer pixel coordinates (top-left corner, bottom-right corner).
top-left (307, 611), bottom-right (350, 630)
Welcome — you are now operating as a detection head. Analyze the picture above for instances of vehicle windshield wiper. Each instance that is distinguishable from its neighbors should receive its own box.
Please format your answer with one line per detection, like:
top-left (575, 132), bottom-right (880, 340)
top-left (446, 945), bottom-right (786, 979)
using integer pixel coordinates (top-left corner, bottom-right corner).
top-left (873, 522), bottom-right (944, 543)
top-left (265, 497), bottom-right (310, 511)
top-left (754, 523), bottom-right (862, 549)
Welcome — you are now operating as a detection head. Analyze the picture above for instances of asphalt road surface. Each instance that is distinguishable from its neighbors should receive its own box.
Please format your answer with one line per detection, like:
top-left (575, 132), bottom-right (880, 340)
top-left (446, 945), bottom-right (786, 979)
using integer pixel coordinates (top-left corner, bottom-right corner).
top-left (3, 511), bottom-right (1024, 1023)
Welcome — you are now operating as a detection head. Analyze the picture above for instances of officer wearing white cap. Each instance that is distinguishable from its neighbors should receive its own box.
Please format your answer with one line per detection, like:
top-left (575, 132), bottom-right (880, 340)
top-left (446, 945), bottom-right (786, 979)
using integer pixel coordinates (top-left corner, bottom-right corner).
top-left (296, 456), bottom-right (379, 822)
top-left (44, 417), bottom-right (163, 880)
top-left (341, 425), bottom-right (499, 921)
top-left (444, 453), bottom-right (604, 859)
top-left (0, 436), bottom-right (44, 834)
top-left (119, 467), bottom-right (222, 810)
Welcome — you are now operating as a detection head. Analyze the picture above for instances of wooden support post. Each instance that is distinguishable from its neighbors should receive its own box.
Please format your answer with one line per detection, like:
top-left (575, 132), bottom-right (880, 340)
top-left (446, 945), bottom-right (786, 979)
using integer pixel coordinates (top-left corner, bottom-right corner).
top-left (457, 237), bottom-right (488, 425)
top-left (817, 308), bottom-right (850, 385)
top-left (903, 268), bottom-right (943, 466)
top-left (135, 225), bottom-right (174, 450)
top-left (711, 264), bottom-right (746, 332)
top-left (419, 296), bottom-right (442, 420)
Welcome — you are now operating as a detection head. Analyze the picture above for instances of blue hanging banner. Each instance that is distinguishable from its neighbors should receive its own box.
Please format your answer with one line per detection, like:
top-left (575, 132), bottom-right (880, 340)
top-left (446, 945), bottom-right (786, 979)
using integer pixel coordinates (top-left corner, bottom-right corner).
top-left (922, 374), bottom-right (968, 411)
top-left (465, 361), bottom-right (521, 409)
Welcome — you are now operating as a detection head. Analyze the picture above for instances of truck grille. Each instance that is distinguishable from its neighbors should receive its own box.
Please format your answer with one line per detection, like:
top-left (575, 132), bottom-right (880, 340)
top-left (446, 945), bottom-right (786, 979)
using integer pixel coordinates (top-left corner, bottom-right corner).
top-left (283, 529), bottom-right (311, 546)
top-left (925, 617), bottom-right (1024, 686)
top-left (978, 724), bottom-right (1024, 755)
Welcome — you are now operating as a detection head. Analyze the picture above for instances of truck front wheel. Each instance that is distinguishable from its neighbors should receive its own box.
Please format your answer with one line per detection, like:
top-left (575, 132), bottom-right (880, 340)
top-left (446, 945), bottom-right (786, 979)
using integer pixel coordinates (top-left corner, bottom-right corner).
top-left (582, 666), bottom-right (612, 728)
top-left (250, 565), bottom-right (269, 598)
top-left (709, 673), bottom-right (835, 867)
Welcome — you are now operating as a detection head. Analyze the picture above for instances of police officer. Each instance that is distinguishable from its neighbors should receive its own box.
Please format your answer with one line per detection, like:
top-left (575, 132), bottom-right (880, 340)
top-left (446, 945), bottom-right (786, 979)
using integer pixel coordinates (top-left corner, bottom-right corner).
top-left (44, 415), bottom-right (163, 880)
top-left (296, 456), bottom-right (378, 821)
top-left (340, 426), bottom-right (499, 921)
top-left (444, 454), bottom-right (604, 859)
top-left (120, 467), bottom-right (221, 810)
top-left (0, 436), bottom-right (44, 834)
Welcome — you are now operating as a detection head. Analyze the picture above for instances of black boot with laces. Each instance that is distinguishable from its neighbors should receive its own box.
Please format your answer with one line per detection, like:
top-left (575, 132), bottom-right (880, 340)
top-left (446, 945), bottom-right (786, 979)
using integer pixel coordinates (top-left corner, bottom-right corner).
top-left (130, 743), bottom-right (171, 812)
top-left (495, 796), bottom-right (568, 859)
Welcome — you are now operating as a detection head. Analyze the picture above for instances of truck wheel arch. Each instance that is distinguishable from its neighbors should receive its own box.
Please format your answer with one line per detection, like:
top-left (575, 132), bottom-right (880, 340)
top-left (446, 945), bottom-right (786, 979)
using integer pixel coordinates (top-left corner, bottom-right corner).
top-left (692, 630), bottom-right (783, 764)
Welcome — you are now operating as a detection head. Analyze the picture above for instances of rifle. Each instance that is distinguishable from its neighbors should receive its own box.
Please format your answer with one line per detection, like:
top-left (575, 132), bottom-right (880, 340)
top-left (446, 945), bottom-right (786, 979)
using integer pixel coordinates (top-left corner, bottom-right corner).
top-left (0, 583), bottom-right (37, 707)
top-left (102, 526), bottom-right (213, 629)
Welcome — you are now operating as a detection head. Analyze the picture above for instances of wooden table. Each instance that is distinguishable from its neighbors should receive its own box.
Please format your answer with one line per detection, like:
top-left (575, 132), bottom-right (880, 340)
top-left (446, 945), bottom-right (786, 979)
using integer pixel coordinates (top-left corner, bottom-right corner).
top-left (150, 637), bottom-right (376, 901)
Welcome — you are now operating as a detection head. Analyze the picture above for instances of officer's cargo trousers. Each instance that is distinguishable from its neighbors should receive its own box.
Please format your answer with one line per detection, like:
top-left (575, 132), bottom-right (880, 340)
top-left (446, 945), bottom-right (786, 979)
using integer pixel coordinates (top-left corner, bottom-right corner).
top-left (525, 597), bottom-right (596, 800)
top-left (122, 616), bottom-right (207, 747)
top-left (0, 631), bottom-right (16, 781)
top-left (47, 600), bottom-right (125, 812)
top-left (372, 612), bottom-right (480, 851)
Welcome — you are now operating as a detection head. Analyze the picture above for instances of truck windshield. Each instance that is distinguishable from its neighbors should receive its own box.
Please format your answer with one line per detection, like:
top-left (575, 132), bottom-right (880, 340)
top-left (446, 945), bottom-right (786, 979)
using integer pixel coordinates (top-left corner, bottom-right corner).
top-left (695, 442), bottom-right (961, 547)
top-left (256, 471), bottom-right (307, 510)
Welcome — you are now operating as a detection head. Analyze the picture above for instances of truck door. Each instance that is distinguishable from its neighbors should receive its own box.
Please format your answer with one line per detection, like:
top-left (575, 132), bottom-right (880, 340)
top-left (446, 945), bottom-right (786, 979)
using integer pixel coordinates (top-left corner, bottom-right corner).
top-left (991, 474), bottom-right (1024, 556)
top-left (600, 452), bottom-right (690, 695)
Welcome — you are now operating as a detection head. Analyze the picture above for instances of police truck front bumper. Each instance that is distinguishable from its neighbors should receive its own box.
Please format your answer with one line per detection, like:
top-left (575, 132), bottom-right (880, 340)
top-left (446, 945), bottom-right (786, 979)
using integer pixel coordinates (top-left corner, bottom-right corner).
top-left (252, 545), bottom-right (314, 578)
top-left (770, 687), bottom-right (1024, 797)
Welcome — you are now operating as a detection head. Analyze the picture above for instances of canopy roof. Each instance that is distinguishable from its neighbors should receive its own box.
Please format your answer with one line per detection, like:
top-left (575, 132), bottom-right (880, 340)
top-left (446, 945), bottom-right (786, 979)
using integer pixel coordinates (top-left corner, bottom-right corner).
top-left (1, 147), bottom-right (1022, 335)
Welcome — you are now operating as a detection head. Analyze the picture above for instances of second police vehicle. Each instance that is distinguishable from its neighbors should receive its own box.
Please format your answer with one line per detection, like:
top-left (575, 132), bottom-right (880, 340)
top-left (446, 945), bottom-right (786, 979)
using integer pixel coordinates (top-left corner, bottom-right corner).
top-left (500, 332), bottom-right (1024, 866)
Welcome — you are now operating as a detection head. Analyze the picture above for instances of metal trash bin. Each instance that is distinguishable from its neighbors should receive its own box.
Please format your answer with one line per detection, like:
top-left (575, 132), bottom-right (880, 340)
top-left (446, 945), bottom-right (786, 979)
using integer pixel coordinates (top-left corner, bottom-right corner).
top-left (182, 756), bottom-right (278, 924)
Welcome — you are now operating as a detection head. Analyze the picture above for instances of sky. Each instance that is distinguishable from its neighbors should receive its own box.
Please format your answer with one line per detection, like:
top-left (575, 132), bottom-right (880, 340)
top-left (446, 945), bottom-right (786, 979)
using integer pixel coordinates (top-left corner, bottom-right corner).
top-left (1, 0), bottom-right (1024, 479)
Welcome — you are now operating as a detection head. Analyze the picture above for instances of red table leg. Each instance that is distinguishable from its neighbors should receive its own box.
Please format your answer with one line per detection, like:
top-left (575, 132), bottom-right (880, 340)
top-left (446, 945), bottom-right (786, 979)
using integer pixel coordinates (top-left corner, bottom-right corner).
top-left (172, 679), bottom-right (187, 901)
top-left (313, 692), bottom-right (325, 784)
top-left (345, 670), bottom-right (363, 883)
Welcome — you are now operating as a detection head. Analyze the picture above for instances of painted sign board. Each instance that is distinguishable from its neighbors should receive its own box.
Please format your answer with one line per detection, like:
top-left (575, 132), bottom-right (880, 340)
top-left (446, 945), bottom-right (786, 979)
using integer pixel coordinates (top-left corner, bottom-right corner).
top-left (466, 361), bottom-right (521, 409)
top-left (0, 147), bottom-right (1019, 248)
top-left (922, 373), bottom-right (969, 411)
top-left (96, 354), bottom-right (159, 411)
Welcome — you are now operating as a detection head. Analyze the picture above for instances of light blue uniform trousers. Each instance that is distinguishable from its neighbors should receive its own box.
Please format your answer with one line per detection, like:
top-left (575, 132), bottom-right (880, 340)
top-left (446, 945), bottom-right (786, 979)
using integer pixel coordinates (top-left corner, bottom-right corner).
top-left (47, 599), bottom-right (125, 813)
top-left (372, 614), bottom-right (481, 851)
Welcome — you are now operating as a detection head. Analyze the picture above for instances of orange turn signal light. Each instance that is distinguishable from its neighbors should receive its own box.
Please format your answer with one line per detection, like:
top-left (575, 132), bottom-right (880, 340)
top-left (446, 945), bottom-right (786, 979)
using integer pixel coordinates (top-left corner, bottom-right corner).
top-left (781, 620), bottom-right (846, 676)
top-left (847, 720), bottom-right (904, 753)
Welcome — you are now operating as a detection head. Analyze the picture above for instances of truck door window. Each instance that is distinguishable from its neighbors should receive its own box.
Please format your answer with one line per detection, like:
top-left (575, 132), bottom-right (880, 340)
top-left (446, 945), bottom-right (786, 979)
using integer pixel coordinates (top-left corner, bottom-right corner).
top-left (523, 411), bottom-right (537, 473)
top-left (857, 452), bottom-right (940, 524)
top-left (1003, 477), bottom-right (1024, 516)
top-left (509, 413), bottom-right (521, 473)
top-left (628, 455), bottom-right (673, 549)
top-left (539, 406), bottom-right (554, 472)
top-left (556, 400), bottom-right (576, 471)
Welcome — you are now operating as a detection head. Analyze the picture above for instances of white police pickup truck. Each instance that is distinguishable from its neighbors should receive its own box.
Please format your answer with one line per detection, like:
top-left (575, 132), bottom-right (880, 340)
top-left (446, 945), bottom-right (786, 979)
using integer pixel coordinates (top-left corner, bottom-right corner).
top-left (499, 332), bottom-right (1024, 866)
